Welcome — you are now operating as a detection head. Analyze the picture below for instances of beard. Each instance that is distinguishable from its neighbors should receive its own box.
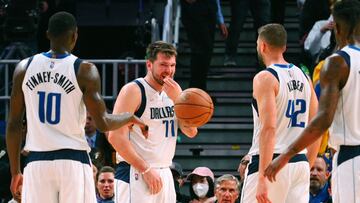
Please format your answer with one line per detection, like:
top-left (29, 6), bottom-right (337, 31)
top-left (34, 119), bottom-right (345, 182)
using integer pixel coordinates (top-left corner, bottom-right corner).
top-left (257, 52), bottom-right (266, 69)
top-left (151, 69), bottom-right (173, 86)
top-left (309, 179), bottom-right (322, 194)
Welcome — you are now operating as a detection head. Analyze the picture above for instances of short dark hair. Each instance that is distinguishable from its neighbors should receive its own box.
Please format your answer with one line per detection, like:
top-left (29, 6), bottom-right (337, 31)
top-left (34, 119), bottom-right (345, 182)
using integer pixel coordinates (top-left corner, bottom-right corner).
top-left (189, 176), bottom-right (215, 200)
top-left (145, 41), bottom-right (177, 62)
top-left (333, 0), bottom-right (360, 40)
top-left (258, 23), bottom-right (287, 48)
top-left (48, 11), bottom-right (77, 37)
top-left (96, 166), bottom-right (115, 181)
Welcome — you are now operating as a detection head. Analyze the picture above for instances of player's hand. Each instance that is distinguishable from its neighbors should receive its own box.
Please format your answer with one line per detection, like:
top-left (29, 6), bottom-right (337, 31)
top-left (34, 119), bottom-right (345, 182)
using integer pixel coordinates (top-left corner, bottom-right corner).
top-left (219, 23), bottom-right (228, 39)
top-left (130, 116), bottom-right (149, 139)
top-left (256, 178), bottom-right (271, 203)
top-left (163, 77), bottom-right (182, 102)
top-left (10, 173), bottom-right (23, 201)
top-left (142, 168), bottom-right (163, 195)
top-left (264, 154), bottom-right (291, 182)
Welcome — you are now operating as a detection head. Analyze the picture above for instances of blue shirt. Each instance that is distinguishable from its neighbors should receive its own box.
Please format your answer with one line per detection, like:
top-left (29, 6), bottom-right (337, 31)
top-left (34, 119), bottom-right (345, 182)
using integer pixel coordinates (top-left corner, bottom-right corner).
top-left (309, 182), bottom-right (331, 203)
top-left (86, 133), bottom-right (97, 148)
top-left (96, 194), bottom-right (114, 203)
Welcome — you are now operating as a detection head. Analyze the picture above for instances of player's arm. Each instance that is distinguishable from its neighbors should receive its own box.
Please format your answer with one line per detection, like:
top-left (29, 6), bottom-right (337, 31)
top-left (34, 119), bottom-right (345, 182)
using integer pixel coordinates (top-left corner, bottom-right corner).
top-left (163, 77), bottom-right (197, 138)
top-left (254, 71), bottom-right (278, 203)
top-left (108, 83), bottom-right (163, 194)
top-left (76, 62), bottom-right (147, 133)
top-left (108, 83), bottom-right (149, 172)
top-left (284, 55), bottom-right (348, 157)
top-left (265, 55), bottom-right (349, 182)
top-left (305, 78), bottom-right (321, 167)
top-left (6, 59), bottom-right (27, 197)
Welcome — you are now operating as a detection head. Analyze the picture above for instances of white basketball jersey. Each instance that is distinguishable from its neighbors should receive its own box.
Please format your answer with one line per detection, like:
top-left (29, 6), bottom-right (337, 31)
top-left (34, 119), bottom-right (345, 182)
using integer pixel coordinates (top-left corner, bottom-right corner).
top-left (249, 64), bottom-right (311, 155)
top-left (22, 53), bottom-right (89, 152)
top-left (329, 45), bottom-right (360, 148)
top-left (117, 78), bottom-right (178, 168)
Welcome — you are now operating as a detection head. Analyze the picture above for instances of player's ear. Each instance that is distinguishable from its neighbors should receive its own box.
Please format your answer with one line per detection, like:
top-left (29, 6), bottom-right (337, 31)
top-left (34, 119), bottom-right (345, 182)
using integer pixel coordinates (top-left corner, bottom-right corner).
top-left (146, 60), bottom-right (153, 71)
top-left (260, 40), bottom-right (266, 53)
top-left (46, 30), bottom-right (51, 41)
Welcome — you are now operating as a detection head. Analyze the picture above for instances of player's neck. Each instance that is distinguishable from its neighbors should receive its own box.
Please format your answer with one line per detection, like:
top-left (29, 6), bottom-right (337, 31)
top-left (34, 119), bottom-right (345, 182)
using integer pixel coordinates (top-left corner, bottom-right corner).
top-left (264, 55), bottom-right (287, 67)
top-left (48, 48), bottom-right (70, 55)
top-left (144, 75), bottom-right (162, 92)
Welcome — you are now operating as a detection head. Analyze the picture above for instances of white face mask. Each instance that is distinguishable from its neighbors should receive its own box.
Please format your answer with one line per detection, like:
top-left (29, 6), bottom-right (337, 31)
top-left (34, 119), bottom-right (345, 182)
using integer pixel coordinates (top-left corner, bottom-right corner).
top-left (192, 183), bottom-right (209, 198)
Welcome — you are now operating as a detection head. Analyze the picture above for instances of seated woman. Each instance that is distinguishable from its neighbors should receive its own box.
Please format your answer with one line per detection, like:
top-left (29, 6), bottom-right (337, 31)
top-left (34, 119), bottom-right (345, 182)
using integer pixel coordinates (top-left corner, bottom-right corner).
top-left (187, 167), bottom-right (216, 203)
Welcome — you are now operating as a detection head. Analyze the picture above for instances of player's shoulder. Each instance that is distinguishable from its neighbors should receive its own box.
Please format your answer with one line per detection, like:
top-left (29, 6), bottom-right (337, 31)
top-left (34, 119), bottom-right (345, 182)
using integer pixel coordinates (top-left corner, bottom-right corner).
top-left (323, 53), bottom-right (349, 74)
top-left (78, 60), bottom-right (95, 70)
top-left (254, 69), bottom-right (278, 83)
top-left (15, 56), bottom-right (35, 73)
top-left (119, 80), bottom-right (142, 96)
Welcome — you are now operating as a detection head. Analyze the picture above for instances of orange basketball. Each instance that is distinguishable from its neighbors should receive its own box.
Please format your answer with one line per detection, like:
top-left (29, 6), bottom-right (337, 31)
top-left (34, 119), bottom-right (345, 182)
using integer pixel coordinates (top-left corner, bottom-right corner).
top-left (174, 88), bottom-right (214, 127)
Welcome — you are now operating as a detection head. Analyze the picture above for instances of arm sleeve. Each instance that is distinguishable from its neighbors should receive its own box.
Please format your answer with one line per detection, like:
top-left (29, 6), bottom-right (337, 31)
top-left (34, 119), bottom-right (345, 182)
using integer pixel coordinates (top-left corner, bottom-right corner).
top-left (215, 0), bottom-right (224, 24)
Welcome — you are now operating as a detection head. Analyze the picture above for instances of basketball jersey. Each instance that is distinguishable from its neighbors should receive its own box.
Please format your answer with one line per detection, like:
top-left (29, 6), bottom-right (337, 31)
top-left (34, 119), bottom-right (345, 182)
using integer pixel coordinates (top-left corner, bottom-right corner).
top-left (22, 53), bottom-right (89, 152)
top-left (248, 64), bottom-right (311, 155)
top-left (329, 45), bottom-right (360, 148)
top-left (117, 78), bottom-right (178, 168)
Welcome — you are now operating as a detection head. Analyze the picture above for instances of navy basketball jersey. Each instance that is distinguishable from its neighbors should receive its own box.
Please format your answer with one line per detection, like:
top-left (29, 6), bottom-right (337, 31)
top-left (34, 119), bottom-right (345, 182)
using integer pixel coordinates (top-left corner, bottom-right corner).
top-left (22, 53), bottom-right (89, 152)
top-left (249, 64), bottom-right (312, 155)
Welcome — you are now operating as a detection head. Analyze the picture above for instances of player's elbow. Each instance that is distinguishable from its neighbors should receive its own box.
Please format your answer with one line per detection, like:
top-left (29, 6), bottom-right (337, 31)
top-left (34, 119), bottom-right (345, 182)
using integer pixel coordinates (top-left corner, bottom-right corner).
top-left (261, 126), bottom-right (276, 135)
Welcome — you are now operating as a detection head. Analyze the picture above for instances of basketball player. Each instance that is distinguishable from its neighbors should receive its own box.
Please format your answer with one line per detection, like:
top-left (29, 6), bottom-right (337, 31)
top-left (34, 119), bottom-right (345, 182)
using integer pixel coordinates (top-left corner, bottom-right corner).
top-left (265, 1), bottom-right (360, 202)
top-left (108, 41), bottom-right (198, 203)
top-left (240, 24), bottom-right (321, 203)
top-left (5, 11), bottom-right (147, 203)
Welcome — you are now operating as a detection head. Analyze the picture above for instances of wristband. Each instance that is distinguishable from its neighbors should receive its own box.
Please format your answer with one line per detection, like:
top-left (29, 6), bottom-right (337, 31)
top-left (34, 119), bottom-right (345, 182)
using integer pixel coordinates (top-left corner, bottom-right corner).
top-left (141, 167), bottom-right (151, 175)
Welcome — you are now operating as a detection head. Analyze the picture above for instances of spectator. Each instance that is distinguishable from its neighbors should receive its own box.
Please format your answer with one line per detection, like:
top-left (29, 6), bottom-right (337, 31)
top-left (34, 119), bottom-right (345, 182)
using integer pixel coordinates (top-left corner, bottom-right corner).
top-left (214, 174), bottom-right (240, 203)
top-left (187, 167), bottom-right (216, 203)
top-left (237, 154), bottom-right (251, 183)
top-left (170, 162), bottom-right (191, 203)
top-left (181, 0), bottom-right (228, 91)
top-left (224, 0), bottom-right (270, 66)
top-left (304, 16), bottom-right (334, 65)
top-left (309, 156), bottom-right (332, 203)
top-left (92, 159), bottom-right (102, 183)
top-left (85, 111), bottom-right (116, 167)
top-left (96, 166), bottom-right (115, 203)
top-left (298, 0), bottom-right (334, 74)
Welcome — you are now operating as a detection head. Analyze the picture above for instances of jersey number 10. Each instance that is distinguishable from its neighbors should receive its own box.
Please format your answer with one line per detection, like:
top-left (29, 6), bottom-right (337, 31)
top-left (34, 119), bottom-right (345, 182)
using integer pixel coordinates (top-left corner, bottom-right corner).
top-left (38, 91), bottom-right (61, 125)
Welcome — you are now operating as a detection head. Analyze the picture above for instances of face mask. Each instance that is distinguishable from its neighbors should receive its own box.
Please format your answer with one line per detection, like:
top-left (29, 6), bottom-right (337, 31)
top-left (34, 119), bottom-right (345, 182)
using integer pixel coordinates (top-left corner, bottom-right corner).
top-left (192, 183), bottom-right (209, 198)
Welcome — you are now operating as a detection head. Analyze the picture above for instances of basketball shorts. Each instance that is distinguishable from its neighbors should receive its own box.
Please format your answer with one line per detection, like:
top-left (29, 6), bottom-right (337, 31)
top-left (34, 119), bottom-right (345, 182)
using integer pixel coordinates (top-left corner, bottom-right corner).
top-left (331, 145), bottom-right (360, 203)
top-left (22, 149), bottom-right (96, 203)
top-left (114, 162), bottom-right (176, 203)
top-left (241, 154), bottom-right (310, 203)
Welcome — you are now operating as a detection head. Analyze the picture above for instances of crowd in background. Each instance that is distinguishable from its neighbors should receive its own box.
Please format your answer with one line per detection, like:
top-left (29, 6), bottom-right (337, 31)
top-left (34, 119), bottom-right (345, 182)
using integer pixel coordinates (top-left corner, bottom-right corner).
top-left (0, 0), bottom-right (341, 202)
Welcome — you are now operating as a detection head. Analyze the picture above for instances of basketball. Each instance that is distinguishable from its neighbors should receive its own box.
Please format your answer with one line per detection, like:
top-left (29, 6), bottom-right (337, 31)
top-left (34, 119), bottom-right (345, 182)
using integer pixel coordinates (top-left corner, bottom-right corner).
top-left (174, 88), bottom-right (214, 127)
